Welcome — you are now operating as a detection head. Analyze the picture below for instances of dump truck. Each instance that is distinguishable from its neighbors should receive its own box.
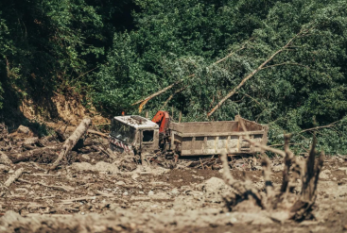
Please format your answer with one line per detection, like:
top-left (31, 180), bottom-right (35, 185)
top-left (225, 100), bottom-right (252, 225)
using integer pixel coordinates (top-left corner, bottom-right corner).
top-left (109, 111), bottom-right (268, 158)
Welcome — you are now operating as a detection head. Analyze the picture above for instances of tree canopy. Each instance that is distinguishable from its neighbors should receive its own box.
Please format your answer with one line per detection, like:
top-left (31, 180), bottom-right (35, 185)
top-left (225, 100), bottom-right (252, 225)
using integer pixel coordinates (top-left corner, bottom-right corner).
top-left (1, 0), bottom-right (347, 153)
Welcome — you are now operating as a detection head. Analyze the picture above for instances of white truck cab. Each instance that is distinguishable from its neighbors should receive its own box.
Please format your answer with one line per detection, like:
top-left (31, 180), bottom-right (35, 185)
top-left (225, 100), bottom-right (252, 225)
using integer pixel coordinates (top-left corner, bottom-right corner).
top-left (109, 115), bottom-right (160, 155)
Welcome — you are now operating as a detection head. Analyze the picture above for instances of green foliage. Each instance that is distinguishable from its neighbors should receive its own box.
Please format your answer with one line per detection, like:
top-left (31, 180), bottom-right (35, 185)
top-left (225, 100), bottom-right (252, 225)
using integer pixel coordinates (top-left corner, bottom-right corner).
top-left (94, 0), bottom-right (347, 154)
top-left (0, 0), bottom-right (131, 106)
top-left (1, 0), bottom-right (347, 154)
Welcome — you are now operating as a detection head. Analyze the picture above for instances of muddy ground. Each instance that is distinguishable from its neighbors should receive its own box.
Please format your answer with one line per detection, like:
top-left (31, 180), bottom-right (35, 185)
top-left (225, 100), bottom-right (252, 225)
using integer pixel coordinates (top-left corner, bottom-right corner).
top-left (1, 157), bottom-right (347, 233)
top-left (1, 124), bottom-right (347, 232)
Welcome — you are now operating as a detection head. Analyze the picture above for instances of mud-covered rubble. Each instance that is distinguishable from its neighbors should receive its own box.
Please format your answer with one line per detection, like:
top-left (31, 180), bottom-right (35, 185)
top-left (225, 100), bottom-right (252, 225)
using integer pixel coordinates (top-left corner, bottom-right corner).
top-left (1, 123), bottom-right (347, 232)
top-left (0, 158), bottom-right (347, 232)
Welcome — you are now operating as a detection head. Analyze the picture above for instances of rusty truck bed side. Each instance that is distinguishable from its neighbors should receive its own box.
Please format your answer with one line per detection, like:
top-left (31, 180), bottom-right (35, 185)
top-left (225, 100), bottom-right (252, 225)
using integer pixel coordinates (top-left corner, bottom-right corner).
top-left (170, 116), bottom-right (268, 156)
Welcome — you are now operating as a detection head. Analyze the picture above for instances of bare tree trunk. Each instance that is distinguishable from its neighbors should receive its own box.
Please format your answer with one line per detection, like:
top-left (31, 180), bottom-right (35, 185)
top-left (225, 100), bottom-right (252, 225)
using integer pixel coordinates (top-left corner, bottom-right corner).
top-left (51, 118), bottom-right (92, 170)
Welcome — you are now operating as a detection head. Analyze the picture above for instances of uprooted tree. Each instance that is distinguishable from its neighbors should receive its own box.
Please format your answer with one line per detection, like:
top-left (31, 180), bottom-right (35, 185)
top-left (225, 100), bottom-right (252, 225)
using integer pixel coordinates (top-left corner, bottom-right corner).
top-left (221, 134), bottom-right (324, 221)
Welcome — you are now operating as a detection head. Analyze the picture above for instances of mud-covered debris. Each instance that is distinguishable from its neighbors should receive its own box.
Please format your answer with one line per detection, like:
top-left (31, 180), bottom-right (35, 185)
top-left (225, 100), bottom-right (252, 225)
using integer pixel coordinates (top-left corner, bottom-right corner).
top-left (0, 117), bottom-right (345, 233)
top-left (4, 167), bottom-right (24, 187)
top-left (272, 164), bottom-right (284, 172)
top-left (338, 167), bottom-right (347, 175)
top-left (51, 118), bottom-right (92, 170)
top-left (251, 165), bottom-right (262, 171)
top-left (0, 151), bottom-right (12, 165)
top-left (319, 170), bottom-right (331, 180)
top-left (171, 188), bottom-right (179, 196)
top-left (195, 177), bottom-right (233, 202)
top-left (71, 161), bottom-right (119, 174)
top-left (0, 164), bottom-right (10, 172)
top-left (81, 154), bottom-right (91, 161)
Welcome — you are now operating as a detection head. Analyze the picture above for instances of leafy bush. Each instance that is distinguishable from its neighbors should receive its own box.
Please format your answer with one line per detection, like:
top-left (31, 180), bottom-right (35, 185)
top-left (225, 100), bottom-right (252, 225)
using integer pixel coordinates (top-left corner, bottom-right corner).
top-left (94, 0), bottom-right (347, 153)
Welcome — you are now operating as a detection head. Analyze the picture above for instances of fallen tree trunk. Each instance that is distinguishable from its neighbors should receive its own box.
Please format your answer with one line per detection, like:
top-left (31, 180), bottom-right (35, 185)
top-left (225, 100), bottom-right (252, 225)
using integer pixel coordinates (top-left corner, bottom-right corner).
top-left (51, 118), bottom-right (92, 170)
top-left (4, 168), bottom-right (24, 187)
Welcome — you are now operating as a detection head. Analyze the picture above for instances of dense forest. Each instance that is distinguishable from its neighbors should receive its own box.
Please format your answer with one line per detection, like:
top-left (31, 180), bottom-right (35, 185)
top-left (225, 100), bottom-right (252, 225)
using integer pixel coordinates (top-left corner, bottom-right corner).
top-left (1, 0), bottom-right (347, 154)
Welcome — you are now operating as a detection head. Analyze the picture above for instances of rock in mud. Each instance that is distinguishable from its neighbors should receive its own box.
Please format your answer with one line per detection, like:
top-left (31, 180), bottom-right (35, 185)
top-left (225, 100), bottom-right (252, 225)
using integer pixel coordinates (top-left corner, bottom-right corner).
top-left (17, 125), bottom-right (32, 135)
top-left (148, 190), bottom-right (154, 196)
top-left (171, 188), bottom-right (179, 197)
top-left (0, 151), bottom-right (12, 165)
top-left (81, 154), bottom-right (91, 161)
top-left (338, 167), bottom-right (347, 175)
top-left (319, 170), bottom-right (331, 180)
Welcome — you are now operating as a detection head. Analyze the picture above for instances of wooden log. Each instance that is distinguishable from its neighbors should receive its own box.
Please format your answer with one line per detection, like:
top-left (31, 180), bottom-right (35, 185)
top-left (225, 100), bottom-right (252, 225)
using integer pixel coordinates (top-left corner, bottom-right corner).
top-left (51, 118), bottom-right (92, 170)
top-left (4, 168), bottom-right (24, 187)
top-left (87, 129), bottom-right (108, 138)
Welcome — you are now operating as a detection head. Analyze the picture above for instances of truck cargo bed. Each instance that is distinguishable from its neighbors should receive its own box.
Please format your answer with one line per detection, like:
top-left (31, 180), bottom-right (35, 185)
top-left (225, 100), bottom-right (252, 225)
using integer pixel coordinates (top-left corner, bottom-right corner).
top-left (170, 116), bottom-right (268, 156)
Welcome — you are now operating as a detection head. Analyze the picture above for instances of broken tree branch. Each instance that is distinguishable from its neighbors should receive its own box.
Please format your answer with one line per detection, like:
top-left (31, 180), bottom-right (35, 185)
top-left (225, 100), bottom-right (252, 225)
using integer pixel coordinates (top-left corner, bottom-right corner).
top-left (161, 87), bottom-right (186, 109)
top-left (133, 80), bottom-right (185, 106)
top-left (298, 119), bottom-right (341, 134)
top-left (260, 62), bottom-right (310, 70)
top-left (207, 31), bottom-right (303, 117)
top-left (213, 44), bottom-right (247, 65)
top-left (132, 43), bottom-right (247, 110)
top-left (51, 118), bottom-right (92, 170)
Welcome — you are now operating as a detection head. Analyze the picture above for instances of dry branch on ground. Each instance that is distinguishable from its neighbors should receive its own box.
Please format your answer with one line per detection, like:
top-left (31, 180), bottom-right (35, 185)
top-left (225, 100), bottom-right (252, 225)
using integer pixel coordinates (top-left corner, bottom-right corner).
top-left (221, 134), bottom-right (324, 221)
